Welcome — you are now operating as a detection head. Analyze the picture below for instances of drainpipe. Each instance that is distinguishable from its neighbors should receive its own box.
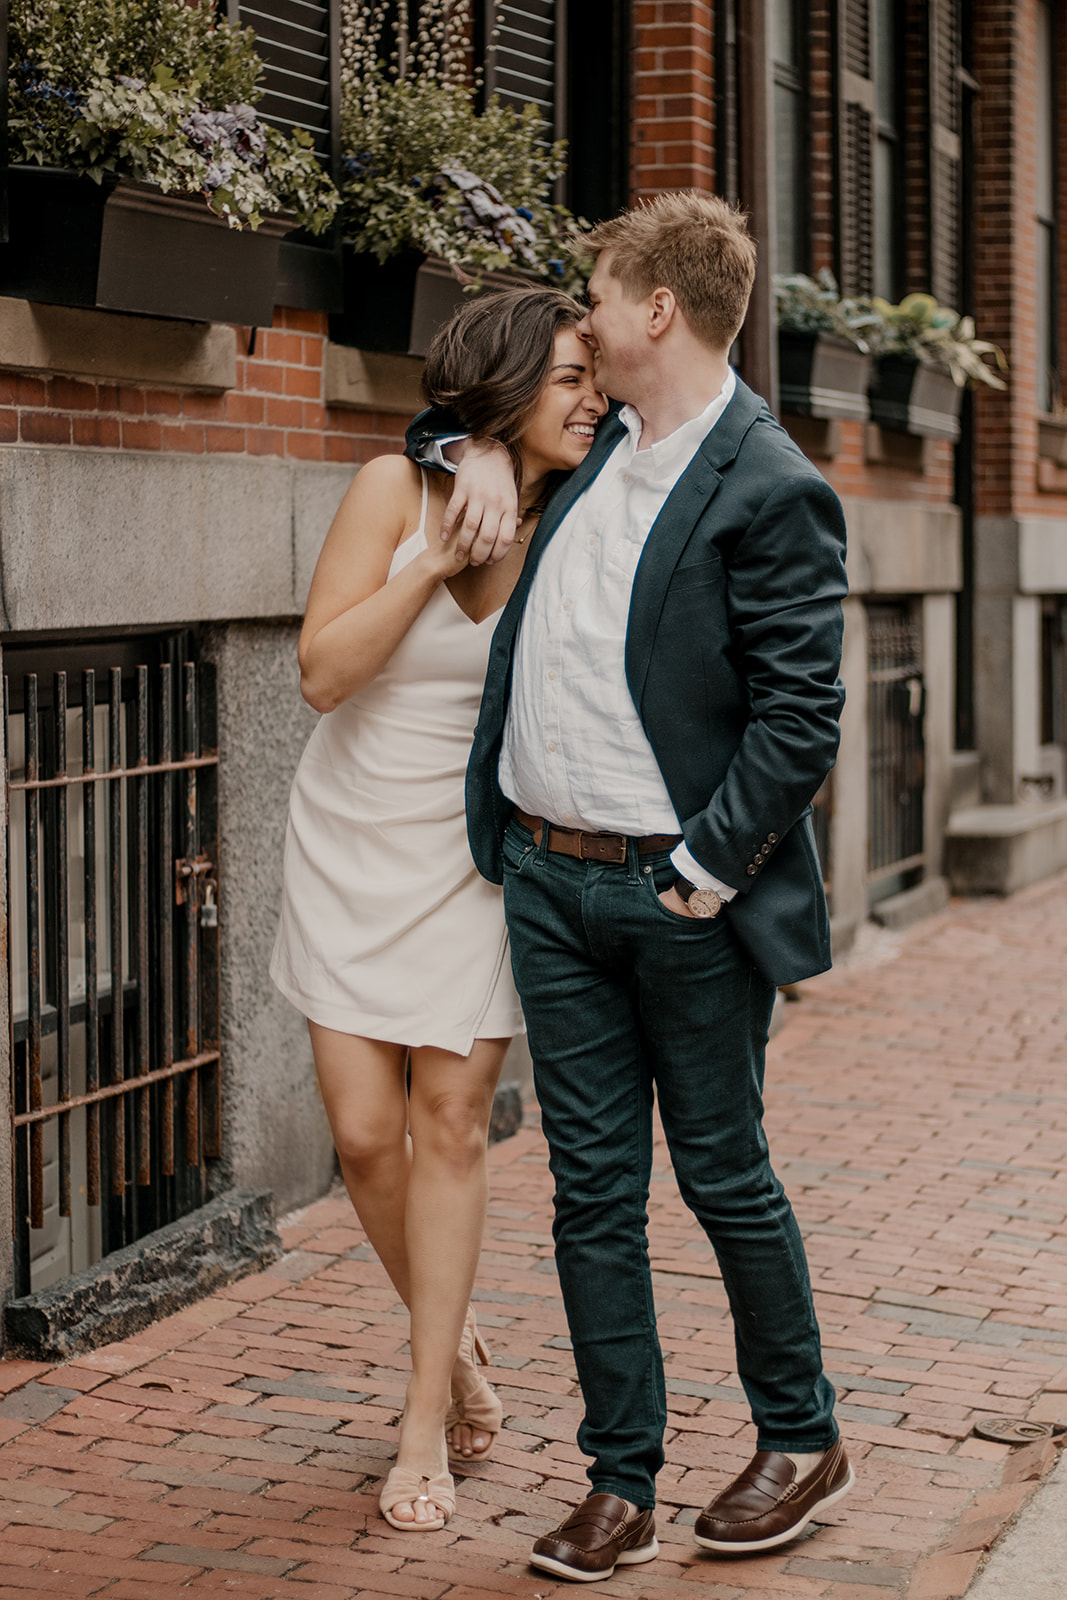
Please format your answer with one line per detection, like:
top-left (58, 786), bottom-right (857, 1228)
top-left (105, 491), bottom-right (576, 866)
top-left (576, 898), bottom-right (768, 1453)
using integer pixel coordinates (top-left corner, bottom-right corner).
top-left (737, 0), bottom-right (778, 412)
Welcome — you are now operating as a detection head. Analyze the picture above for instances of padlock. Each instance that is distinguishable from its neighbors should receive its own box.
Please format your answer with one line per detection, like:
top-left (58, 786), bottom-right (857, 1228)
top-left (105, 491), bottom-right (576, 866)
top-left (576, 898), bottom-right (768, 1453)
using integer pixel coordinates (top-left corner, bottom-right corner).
top-left (200, 880), bottom-right (218, 928)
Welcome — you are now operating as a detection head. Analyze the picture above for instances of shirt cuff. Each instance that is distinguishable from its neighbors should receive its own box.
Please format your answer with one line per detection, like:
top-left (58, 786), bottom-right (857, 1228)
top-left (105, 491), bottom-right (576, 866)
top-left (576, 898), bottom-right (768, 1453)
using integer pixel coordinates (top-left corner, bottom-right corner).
top-left (414, 435), bottom-right (466, 473)
top-left (670, 842), bottom-right (737, 902)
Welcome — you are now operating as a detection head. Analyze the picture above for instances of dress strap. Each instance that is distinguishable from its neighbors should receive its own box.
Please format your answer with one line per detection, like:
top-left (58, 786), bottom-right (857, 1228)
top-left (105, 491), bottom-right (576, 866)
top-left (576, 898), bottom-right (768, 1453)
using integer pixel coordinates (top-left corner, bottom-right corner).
top-left (417, 467), bottom-right (431, 546)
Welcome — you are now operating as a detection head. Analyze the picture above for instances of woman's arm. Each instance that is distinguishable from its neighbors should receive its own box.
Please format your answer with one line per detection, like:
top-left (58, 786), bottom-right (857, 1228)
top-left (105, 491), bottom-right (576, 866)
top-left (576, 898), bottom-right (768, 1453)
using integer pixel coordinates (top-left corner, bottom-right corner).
top-left (298, 455), bottom-right (466, 713)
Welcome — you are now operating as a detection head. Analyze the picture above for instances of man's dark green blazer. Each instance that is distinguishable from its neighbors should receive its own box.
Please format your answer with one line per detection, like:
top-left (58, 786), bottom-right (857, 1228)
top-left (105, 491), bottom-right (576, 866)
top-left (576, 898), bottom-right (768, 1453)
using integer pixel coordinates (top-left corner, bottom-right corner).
top-left (408, 376), bottom-right (848, 988)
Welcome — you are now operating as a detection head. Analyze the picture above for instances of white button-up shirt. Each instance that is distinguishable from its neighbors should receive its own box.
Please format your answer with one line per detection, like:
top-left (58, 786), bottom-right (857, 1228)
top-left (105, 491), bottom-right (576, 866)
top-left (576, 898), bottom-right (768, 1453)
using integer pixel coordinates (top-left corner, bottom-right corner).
top-left (498, 372), bottom-right (737, 897)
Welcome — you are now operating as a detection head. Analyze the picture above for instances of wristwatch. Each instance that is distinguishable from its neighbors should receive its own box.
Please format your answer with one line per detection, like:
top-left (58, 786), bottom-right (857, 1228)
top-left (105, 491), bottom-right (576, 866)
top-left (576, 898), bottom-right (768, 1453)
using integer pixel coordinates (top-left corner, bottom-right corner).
top-left (674, 877), bottom-right (723, 919)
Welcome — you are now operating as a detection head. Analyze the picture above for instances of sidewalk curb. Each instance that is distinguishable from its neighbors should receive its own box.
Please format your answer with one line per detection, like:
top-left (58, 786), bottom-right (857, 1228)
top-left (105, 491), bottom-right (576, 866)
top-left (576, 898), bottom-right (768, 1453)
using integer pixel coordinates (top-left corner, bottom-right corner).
top-left (907, 1438), bottom-right (1064, 1598)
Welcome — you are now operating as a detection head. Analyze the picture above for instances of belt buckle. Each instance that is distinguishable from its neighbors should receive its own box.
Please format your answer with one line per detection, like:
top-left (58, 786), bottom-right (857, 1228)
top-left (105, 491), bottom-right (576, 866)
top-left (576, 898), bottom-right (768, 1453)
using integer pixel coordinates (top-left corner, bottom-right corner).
top-left (578, 831), bottom-right (627, 864)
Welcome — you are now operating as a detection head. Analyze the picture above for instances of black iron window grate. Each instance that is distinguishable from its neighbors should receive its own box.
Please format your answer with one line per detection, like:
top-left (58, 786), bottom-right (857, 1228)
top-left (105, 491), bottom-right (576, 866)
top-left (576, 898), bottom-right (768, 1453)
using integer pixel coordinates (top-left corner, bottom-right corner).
top-left (867, 603), bottom-right (925, 891)
top-left (5, 641), bottom-right (220, 1297)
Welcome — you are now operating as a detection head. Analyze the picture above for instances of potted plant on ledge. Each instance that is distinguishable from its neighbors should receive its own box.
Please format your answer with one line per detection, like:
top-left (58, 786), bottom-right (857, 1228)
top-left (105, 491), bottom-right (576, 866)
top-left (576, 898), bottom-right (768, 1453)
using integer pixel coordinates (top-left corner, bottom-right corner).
top-left (774, 270), bottom-right (879, 422)
top-left (2, 0), bottom-right (339, 326)
top-left (332, 0), bottom-right (589, 356)
top-left (867, 293), bottom-right (1007, 441)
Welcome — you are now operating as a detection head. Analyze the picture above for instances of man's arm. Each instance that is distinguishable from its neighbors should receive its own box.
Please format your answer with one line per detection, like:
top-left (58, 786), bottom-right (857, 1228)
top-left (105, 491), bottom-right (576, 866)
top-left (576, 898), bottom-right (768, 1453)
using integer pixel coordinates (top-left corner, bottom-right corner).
top-left (681, 471), bottom-right (848, 890)
top-left (404, 407), bottom-right (519, 566)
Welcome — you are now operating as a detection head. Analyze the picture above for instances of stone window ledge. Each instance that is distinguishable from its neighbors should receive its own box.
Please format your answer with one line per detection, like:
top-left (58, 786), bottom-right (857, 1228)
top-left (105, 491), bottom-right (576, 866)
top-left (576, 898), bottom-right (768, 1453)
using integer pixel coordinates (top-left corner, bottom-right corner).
top-left (0, 296), bottom-right (236, 392)
top-left (324, 344), bottom-right (425, 414)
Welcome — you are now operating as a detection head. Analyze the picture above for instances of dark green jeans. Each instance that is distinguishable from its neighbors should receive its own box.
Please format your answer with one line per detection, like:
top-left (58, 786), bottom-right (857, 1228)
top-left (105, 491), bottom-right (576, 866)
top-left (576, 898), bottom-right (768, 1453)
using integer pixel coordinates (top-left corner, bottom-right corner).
top-left (501, 817), bottom-right (838, 1509)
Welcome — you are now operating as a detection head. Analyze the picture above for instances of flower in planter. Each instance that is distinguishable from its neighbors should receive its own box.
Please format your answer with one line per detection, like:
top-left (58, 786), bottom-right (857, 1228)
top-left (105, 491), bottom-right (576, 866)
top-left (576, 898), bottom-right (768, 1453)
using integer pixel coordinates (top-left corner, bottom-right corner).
top-left (773, 270), bottom-right (882, 351)
top-left (868, 293), bottom-right (1008, 390)
top-left (8, 0), bottom-right (339, 234)
top-left (338, 0), bottom-right (591, 292)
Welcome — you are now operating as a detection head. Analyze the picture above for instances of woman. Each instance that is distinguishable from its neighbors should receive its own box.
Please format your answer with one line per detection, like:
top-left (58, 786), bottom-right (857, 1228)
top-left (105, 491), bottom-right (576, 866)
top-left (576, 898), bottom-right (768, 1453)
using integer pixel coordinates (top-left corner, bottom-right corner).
top-left (271, 288), bottom-right (606, 1532)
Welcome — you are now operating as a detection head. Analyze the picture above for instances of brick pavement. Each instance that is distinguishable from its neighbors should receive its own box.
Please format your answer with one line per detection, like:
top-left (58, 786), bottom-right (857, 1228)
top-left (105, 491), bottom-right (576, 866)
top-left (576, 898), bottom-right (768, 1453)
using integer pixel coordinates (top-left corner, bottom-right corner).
top-left (2, 872), bottom-right (1067, 1599)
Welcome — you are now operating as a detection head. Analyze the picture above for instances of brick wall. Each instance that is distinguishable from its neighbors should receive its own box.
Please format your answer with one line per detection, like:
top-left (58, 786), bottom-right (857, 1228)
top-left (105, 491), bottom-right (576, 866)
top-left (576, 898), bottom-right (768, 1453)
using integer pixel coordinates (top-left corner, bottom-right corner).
top-left (972, 0), bottom-right (1067, 519)
top-left (0, 307), bottom-right (406, 468)
top-left (631, 1), bottom-right (714, 196)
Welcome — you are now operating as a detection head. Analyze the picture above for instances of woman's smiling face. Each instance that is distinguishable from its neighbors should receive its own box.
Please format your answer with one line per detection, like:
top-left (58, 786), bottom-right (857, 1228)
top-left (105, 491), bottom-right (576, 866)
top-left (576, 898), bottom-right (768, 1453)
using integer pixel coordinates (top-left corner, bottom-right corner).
top-left (519, 328), bottom-right (608, 483)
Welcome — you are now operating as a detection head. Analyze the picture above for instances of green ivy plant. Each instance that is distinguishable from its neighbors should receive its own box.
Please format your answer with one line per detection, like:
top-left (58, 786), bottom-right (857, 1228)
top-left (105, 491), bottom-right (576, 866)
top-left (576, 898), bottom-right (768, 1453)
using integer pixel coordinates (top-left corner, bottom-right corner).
top-left (8, 0), bottom-right (339, 233)
top-left (773, 270), bottom-right (882, 352)
top-left (339, 0), bottom-right (590, 292)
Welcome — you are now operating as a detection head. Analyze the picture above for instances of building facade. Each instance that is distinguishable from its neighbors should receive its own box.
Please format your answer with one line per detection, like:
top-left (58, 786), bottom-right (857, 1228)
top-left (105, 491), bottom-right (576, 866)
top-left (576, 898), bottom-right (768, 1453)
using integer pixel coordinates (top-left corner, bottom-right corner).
top-left (1, 0), bottom-right (1063, 1340)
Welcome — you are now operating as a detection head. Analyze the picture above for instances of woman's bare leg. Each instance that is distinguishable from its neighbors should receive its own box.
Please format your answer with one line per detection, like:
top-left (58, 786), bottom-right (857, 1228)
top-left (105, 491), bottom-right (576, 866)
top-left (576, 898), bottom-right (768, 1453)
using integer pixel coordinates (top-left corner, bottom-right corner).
top-left (310, 1021), bottom-right (508, 1526)
top-left (309, 1024), bottom-right (413, 1302)
top-left (392, 1037), bottom-right (508, 1523)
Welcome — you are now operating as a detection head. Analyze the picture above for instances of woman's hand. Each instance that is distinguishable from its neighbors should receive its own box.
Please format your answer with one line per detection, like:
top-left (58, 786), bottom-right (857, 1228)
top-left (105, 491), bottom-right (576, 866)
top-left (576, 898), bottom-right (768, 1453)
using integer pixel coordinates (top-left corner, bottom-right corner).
top-left (415, 509), bottom-right (472, 584)
top-left (442, 438), bottom-right (519, 565)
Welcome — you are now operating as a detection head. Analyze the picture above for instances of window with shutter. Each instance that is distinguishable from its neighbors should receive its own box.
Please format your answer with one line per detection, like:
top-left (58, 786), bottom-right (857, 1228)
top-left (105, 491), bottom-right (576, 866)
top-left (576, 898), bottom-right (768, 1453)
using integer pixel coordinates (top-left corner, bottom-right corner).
top-left (838, 0), bottom-right (875, 295)
top-left (837, 0), bottom-right (901, 299)
top-left (483, 1), bottom-right (558, 135)
top-left (928, 0), bottom-right (961, 310)
top-left (773, 0), bottom-right (809, 275)
top-left (1035, 0), bottom-right (1058, 410)
top-left (479, 1), bottom-right (631, 223)
top-left (227, 0), bottom-right (339, 164)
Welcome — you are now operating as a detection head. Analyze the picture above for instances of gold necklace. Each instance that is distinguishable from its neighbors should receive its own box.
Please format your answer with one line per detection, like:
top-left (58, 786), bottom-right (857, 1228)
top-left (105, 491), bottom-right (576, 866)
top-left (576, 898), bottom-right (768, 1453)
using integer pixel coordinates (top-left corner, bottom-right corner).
top-left (515, 492), bottom-right (548, 545)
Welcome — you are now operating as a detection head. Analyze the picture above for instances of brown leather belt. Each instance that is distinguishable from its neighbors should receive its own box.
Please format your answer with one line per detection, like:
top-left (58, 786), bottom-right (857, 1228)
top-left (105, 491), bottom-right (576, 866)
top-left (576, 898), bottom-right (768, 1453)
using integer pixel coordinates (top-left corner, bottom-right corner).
top-left (513, 808), bottom-right (682, 865)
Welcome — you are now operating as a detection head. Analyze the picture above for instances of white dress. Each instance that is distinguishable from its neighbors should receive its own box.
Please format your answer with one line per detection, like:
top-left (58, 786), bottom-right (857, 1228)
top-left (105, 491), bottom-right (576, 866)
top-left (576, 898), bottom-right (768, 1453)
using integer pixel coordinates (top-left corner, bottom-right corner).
top-left (270, 473), bottom-right (525, 1055)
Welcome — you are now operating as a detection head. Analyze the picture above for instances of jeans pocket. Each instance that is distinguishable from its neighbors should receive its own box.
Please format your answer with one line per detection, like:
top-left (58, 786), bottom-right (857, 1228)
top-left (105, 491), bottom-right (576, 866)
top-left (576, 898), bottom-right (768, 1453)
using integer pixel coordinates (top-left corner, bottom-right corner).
top-left (501, 819), bottom-right (537, 875)
top-left (642, 855), bottom-right (725, 930)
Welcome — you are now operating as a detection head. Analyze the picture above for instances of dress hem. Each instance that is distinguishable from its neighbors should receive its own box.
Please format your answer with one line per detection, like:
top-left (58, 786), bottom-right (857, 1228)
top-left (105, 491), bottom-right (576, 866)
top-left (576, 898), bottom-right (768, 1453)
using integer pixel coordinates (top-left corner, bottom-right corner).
top-left (269, 958), bottom-right (525, 1057)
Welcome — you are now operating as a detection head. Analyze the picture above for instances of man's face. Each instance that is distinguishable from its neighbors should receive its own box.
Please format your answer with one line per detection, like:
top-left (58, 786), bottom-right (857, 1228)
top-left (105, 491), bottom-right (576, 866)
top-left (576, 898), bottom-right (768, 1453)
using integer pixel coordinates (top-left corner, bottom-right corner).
top-left (576, 253), bottom-right (651, 400)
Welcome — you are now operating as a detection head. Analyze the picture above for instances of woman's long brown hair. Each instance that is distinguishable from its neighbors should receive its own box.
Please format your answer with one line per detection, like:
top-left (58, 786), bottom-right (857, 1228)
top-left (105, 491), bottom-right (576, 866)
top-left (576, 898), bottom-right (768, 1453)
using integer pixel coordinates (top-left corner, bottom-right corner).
top-left (422, 286), bottom-right (585, 488)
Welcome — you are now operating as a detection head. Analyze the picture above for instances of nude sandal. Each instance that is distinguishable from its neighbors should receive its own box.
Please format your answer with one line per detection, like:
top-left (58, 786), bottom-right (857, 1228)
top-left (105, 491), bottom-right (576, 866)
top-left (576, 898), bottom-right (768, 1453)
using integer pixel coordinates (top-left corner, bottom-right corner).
top-left (446, 1305), bottom-right (504, 1464)
top-left (379, 1465), bottom-right (456, 1531)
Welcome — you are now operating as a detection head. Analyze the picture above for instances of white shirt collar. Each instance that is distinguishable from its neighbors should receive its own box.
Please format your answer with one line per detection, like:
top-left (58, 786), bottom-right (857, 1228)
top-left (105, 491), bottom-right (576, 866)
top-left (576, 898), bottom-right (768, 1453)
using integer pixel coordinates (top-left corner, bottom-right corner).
top-left (616, 368), bottom-right (737, 479)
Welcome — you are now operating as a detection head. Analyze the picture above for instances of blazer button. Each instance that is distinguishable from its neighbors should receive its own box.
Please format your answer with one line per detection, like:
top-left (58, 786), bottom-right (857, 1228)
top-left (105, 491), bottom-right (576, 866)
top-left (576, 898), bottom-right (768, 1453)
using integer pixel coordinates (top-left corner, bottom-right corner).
top-left (746, 864), bottom-right (757, 876)
top-left (768, 832), bottom-right (779, 844)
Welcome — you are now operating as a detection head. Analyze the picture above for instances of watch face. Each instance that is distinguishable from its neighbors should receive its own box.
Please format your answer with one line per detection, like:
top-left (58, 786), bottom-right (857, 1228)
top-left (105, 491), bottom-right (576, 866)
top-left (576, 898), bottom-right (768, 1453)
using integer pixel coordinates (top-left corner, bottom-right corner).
top-left (688, 888), bottom-right (722, 919)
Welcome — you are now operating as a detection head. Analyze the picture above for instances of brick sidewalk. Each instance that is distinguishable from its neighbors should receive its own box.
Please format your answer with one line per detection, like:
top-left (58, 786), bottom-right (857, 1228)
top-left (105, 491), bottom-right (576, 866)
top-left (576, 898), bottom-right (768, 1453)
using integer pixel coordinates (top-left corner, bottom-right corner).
top-left (2, 874), bottom-right (1067, 1599)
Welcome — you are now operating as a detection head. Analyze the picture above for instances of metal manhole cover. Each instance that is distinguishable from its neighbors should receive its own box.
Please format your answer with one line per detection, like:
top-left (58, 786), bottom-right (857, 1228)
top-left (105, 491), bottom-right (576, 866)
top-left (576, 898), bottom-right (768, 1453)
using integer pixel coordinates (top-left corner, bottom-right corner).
top-left (972, 1418), bottom-right (1067, 1443)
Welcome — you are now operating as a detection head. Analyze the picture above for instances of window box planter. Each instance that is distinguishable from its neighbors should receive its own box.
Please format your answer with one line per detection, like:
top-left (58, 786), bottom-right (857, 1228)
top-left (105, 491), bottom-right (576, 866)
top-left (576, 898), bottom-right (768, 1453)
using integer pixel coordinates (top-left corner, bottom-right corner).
top-left (329, 246), bottom-right (527, 359)
top-left (1037, 413), bottom-right (1067, 467)
top-left (778, 330), bottom-right (871, 422)
top-left (0, 166), bottom-right (292, 326)
top-left (868, 354), bottom-right (963, 442)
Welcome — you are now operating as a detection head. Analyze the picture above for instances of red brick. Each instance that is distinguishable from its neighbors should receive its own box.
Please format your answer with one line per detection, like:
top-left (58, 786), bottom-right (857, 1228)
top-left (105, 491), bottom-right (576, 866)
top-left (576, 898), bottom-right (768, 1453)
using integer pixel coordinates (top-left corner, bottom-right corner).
top-left (20, 411), bottom-right (72, 445)
top-left (283, 364), bottom-right (321, 398)
top-left (116, 386), bottom-right (146, 415)
top-left (246, 361), bottom-right (287, 395)
top-left (120, 418), bottom-right (163, 451)
top-left (71, 414), bottom-right (122, 449)
top-left (50, 376), bottom-right (98, 410)
top-left (286, 430), bottom-right (324, 460)
top-left (15, 373), bottom-right (49, 407)
top-left (181, 391), bottom-right (227, 421)
top-left (265, 396), bottom-right (303, 428)
top-left (203, 424), bottom-right (245, 454)
top-left (223, 392), bottom-right (265, 425)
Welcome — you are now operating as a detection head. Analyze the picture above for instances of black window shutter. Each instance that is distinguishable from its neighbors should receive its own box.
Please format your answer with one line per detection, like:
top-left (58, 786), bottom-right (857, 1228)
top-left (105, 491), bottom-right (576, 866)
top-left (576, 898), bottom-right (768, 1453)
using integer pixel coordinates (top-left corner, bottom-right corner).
top-left (928, 0), bottom-right (961, 308)
top-left (837, 0), bottom-right (874, 296)
top-left (230, 0), bottom-right (340, 167)
top-left (483, 0), bottom-right (560, 138)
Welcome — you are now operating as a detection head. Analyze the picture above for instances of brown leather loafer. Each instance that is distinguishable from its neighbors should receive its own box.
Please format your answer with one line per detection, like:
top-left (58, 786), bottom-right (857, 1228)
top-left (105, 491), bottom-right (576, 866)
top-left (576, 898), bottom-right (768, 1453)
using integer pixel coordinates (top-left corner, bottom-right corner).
top-left (530, 1492), bottom-right (659, 1582)
top-left (694, 1439), bottom-right (854, 1553)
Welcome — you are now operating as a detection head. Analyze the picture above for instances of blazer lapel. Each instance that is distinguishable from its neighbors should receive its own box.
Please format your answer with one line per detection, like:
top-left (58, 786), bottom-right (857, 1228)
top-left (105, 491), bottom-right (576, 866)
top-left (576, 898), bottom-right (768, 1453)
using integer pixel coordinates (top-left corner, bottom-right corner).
top-left (625, 379), bottom-right (766, 706)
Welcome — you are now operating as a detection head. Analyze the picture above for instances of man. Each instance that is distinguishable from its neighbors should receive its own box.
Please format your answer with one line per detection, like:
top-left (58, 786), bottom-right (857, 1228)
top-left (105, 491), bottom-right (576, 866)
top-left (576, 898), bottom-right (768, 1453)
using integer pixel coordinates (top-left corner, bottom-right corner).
top-left (410, 191), bottom-right (852, 1582)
